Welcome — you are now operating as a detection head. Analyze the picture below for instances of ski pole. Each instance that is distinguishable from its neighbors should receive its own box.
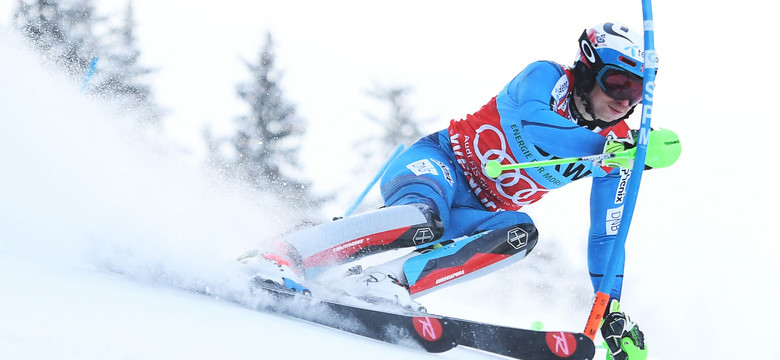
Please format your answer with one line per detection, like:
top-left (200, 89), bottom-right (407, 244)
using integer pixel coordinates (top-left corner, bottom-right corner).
top-left (80, 56), bottom-right (99, 92)
top-left (582, 0), bottom-right (659, 341)
top-left (344, 143), bottom-right (405, 217)
top-left (484, 149), bottom-right (634, 178)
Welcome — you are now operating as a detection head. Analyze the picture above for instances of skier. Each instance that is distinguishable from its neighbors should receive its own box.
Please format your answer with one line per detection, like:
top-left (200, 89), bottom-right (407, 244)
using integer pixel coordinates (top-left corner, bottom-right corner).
top-left (242, 21), bottom-right (677, 360)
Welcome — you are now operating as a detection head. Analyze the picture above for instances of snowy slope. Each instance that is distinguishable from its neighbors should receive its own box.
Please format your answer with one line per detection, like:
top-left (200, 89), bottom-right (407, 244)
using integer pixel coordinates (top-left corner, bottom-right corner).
top-left (0, 250), bottom-right (502, 360)
top-left (0, 31), bottom-right (505, 360)
top-left (1, 15), bottom-right (779, 360)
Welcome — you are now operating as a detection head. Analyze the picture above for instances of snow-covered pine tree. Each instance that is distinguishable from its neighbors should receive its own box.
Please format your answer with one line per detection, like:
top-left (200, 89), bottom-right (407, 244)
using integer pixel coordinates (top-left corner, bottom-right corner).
top-left (91, 1), bottom-right (159, 122)
top-left (13, 0), bottom-right (159, 123)
top-left (231, 32), bottom-right (316, 209)
top-left (13, 0), bottom-right (100, 78)
top-left (364, 85), bottom-right (425, 153)
top-left (13, 0), bottom-right (67, 57)
top-left (349, 85), bottom-right (426, 210)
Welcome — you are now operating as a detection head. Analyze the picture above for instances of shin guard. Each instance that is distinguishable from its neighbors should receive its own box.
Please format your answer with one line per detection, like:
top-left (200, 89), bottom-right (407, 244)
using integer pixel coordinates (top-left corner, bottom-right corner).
top-left (284, 204), bottom-right (443, 276)
top-left (403, 223), bottom-right (538, 297)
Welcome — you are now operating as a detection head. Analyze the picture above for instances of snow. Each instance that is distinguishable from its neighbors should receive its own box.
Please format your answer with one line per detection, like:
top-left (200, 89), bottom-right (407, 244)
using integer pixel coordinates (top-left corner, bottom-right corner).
top-left (2, 4), bottom-right (780, 358)
top-left (0, 31), bottom-right (495, 360)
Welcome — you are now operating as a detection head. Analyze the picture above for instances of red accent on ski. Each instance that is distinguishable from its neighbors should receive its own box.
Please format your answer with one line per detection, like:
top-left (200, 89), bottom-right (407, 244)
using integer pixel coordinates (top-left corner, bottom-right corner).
top-left (545, 331), bottom-right (578, 358)
top-left (413, 316), bottom-right (443, 342)
top-left (302, 226), bottom-right (412, 267)
top-left (408, 253), bottom-right (510, 295)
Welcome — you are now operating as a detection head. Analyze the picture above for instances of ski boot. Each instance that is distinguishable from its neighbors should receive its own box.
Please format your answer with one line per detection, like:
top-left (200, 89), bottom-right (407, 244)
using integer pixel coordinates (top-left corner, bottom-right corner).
top-left (337, 265), bottom-right (425, 312)
top-left (601, 299), bottom-right (648, 360)
top-left (237, 248), bottom-right (310, 295)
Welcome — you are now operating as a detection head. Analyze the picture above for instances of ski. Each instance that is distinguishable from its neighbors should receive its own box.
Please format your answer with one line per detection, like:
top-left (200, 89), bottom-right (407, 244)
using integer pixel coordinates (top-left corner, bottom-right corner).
top-left (450, 317), bottom-right (596, 359)
top-left (254, 284), bottom-right (459, 353)
top-left (253, 283), bottom-right (595, 359)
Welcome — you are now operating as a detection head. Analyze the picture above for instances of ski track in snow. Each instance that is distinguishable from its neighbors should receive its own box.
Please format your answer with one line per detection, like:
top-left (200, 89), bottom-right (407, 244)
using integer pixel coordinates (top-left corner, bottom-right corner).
top-left (1, 20), bottom-right (778, 359)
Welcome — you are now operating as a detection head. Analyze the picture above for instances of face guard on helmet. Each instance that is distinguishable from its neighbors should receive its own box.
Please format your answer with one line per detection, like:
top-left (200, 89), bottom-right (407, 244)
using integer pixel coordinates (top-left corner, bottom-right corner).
top-left (574, 22), bottom-right (646, 107)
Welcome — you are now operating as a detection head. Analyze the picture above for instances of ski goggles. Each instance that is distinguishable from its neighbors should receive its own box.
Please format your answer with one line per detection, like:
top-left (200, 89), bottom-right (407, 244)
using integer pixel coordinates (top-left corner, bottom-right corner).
top-left (595, 65), bottom-right (644, 105)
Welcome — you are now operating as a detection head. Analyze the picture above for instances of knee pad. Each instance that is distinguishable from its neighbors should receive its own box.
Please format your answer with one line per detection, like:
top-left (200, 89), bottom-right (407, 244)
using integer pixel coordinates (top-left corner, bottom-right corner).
top-left (381, 174), bottom-right (452, 226)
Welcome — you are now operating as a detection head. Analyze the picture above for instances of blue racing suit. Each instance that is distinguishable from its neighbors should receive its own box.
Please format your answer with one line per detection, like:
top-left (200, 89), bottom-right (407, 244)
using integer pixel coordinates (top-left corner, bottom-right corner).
top-left (380, 61), bottom-right (634, 299)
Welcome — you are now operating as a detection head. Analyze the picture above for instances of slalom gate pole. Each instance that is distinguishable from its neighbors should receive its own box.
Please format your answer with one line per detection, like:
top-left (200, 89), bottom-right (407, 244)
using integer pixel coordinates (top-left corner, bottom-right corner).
top-left (582, 0), bottom-right (658, 340)
top-left (343, 143), bottom-right (405, 217)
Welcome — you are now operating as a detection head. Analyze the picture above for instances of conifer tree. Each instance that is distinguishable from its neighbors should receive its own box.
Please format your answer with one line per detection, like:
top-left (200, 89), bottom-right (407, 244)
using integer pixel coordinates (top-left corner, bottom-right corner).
top-left (365, 85), bottom-right (425, 152)
top-left (91, 1), bottom-right (159, 121)
top-left (14, 0), bottom-right (159, 122)
top-left (14, 0), bottom-right (66, 55)
top-left (350, 84), bottom-right (427, 210)
top-left (356, 85), bottom-right (427, 171)
top-left (231, 32), bottom-right (314, 208)
top-left (14, 0), bottom-right (100, 77)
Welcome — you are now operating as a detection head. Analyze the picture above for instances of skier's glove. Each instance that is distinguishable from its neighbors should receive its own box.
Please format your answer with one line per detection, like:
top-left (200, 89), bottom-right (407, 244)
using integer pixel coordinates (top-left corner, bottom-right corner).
top-left (600, 299), bottom-right (648, 360)
top-left (601, 129), bottom-right (681, 170)
top-left (601, 139), bottom-right (635, 169)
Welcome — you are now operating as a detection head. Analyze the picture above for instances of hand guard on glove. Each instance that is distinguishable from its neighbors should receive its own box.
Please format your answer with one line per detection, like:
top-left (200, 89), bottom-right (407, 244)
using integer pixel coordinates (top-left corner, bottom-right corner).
top-left (601, 138), bottom-right (635, 169)
top-left (600, 128), bottom-right (681, 170)
top-left (600, 299), bottom-right (648, 360)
